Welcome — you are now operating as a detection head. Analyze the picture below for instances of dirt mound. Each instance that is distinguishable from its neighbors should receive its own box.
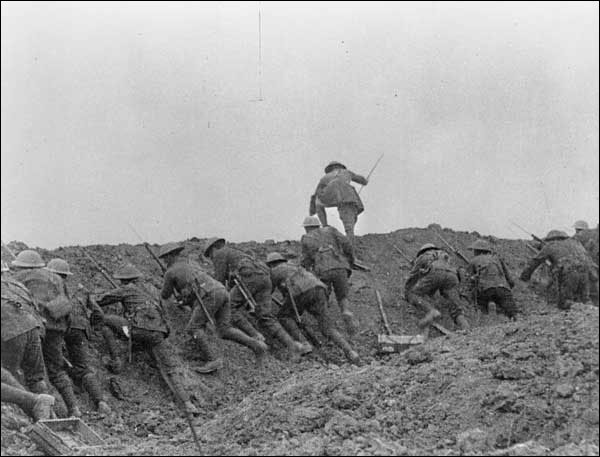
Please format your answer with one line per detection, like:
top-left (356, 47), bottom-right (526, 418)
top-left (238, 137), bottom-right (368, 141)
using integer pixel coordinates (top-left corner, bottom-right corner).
top-left (1, 227), bottom-right (598, 456)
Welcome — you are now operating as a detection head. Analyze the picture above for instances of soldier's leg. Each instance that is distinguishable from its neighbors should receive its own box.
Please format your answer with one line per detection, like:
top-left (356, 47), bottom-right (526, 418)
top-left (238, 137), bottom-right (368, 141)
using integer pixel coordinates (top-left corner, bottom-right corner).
top-left (491, 287), bottom-right (518, 320)
top-left (338, 203), bottom-right (358, 247)
top-left (556, 268), bottom-right (575, 310)
top-left (42, 330), bottom-right (80, 417)
top-left (229, 286), bottom-right (265, 340)
top-left (100, 323), bottom-right (123, 374)
top-left (589, 268), bottom-right (599, 305)
top-left (6, 328), bottom-right (48, 393)
top-left (2, 368), bottom-right (55, 422)
top-left (408, 274), bottom-right (442, 329)
top-left (316, 201), bottom-right (328, 227)
top-left (438, 273), bottom-right (470, 330)
top-left (326, 268), bottom-right (357, 335)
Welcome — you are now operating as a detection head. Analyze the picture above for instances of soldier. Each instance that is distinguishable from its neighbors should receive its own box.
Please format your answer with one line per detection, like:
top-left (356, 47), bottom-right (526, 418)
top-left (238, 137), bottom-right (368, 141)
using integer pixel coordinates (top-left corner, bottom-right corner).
top-left (309, 161), bottom-right (368, 246)
top-left (265, 252), bottom-right (359, 363)
top-left (12, 250), bottom-right (81, 417)
top-left (159, 242), bottom-right (268, 372)
top-left (45, 259), bottom-right (110, 414)
top-left (203, 238), bottom-right (308, 357)
top-left (300, 216), bottom-right (358, 335)
top-left (521, 230), bottom-right (592, 309)
top-left (95, 264), bottom-right (199, 414)
top-left (573, 220), bottom-right (599, 305)
top-left (404, 244), bottom-right (470, 333)
top-left (2, 367), bottom-right (55, 422)
top-left (1, 260), bottom-right (49, 397)
top-left (466, 240), bottom-right (517, 320)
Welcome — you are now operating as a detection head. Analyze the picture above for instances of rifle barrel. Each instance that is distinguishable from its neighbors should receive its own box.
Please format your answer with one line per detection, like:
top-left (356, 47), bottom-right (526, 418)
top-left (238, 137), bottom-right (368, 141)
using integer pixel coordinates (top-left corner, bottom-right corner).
top-left (80, 247), bottom-right (118, 288)
top-left (358, 153), bottom-right (384, 195)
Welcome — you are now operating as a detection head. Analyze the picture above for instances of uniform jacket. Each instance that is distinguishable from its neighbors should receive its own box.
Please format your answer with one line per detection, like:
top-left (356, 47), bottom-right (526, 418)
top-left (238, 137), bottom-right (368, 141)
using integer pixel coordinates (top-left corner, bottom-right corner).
top-left (270, 263), bottom-right (326, 298)
top-left (521, 238), bottom-right (591, 281)
top-left (211, 247), bottom-right (269, 285)
top-left (1, 277), bottom-right (43, 341)
top-left (468, 253), bottom-right (514, 292)
top-left (405, 249), bottom-right (457, 291)
top-left (314, 169), bottom-right (367, 213)
top-left (13, 268), bottom-right (71, 332)
top-left (162, 260), bottom-right (225, 305)
top-left (574, 228), bottom-right (599, 265)
top-left (98, 282), bottom-right (168, 334)
top-left (301, 226), bottom-right (354, 275)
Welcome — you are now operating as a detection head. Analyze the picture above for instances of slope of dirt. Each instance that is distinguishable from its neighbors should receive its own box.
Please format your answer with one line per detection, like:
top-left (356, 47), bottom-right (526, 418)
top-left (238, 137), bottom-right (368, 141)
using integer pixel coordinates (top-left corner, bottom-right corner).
top-left (1, 226), bottom-right (598, 456)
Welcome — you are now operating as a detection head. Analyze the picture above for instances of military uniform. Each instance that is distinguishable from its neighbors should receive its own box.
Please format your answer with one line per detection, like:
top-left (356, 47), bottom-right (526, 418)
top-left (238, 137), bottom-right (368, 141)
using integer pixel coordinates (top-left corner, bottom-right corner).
top-left (161, 260), bottom-right (267, 361)
top-left (13, 268), bottom-right (80, 414)
top-left (468, 253), bottom-right (517, 318)
top-left (1, 367), bottom-right (55, 422)
top-left (573, 227), bottom-right (599, 305)
top-left (521, 237), bottom-right (592, 309)
top-left (312, 167), bottom-right (367, 244)
top-left (405, 248), bottom-right (468, 328)
top-left (1, 277), bottom-right (47, 393)
top-left (269, 261), bottom-right (358, 362)
top-left (97, 282), bottom-right (193, 408)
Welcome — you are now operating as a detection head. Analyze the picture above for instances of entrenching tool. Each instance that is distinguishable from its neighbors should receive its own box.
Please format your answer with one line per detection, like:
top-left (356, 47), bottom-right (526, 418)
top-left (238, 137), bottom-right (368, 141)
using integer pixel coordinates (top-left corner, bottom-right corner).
top-left (358, 153), bottom-right (384, 195)
top-left (375, 290), bottom-right (424, 353)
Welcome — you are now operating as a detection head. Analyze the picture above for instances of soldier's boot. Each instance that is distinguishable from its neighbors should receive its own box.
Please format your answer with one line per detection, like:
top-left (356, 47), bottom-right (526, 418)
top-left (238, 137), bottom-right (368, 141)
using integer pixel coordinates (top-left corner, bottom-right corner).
top-left (102, 326), bottom-right (123, 374)
top-left (221, 327), bottom-right (269, 365)
top-left (455, 315), bottom-right (470, 331)
top-left (279, 318), bottom-right (312, 354)
top-left (418, 309), bottom-right (442, 329)
top-left (58, 384), bottom-right (81, 417)
top-left (81, 373), bottom-right (110, 414)
top-left (329, 328), bottom-right (360, 364)
top-left (271, 325), bottom-right (305, 359)
top-left (192, 330), bottom-right (223, 373)
top-left (232, 312), bottom-right (265, 340)
top-left (339, 298), bottom-right (358, 336)
top-left (32, 394), bottom-right (56, 421)
top-left (316, 204), bottom-right (328, 227)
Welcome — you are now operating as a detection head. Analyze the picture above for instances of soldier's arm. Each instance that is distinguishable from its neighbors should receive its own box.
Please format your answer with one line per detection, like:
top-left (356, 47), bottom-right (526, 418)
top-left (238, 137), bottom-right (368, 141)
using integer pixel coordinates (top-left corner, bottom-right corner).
top-left (349, 171), bottom-right (368, 186)
top-left (160, 271), bottom-right (175, 300)
top-left (499, 258), bottom-right (515, 288)
top-left (520, 249), bottom-right (547, 281)
top-left (97, 287), bottom-right (126, 307)
top-left (334, 228), bottom-right (355, 263)
top-left (213, 251), bottom-right (229, 285)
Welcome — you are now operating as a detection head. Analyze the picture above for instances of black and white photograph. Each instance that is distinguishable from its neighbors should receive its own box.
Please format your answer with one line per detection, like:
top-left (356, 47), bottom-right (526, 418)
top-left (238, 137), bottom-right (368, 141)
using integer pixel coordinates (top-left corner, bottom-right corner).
top-left (1, 1), bottom-right (598, 455)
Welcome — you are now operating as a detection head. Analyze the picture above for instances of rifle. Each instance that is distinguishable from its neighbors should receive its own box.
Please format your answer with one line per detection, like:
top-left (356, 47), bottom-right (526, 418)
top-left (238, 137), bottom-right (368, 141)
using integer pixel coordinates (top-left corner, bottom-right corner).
top-left (80, 247), bottom-right (119, 288)
top-left (433, 232), bottom-right (470, 265)
top-left (232, 274), bottom-right (256, 313)
top-left (358, 153), bottom-right (384, 195)
top-left (392, 243), bottom-right (412, 264)
top-left (283, 281), bottom-right (322, 350)
top-left (126, 223), bottom-right (168, 274)
top-left (510, 220), bottom-right (544, 244)
top-left (190, 278), bottom-right (216, 328)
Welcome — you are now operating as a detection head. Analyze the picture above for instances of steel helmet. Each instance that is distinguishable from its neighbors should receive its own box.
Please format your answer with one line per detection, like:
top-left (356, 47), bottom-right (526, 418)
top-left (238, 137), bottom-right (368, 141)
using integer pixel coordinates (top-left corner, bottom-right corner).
top-left (324, 161), bottom-right (347, 174)
top-left (113, 264), bottom-right (142, 280)
top-left (1, 260), bottom-right (9, 272)
top-left (11, 250), bottom-right (45, 268)
top-left (45, 258), bottom-right (73, 276)
top-left (544, 230), bottom-right (569, 241)
top-left (302, 216), bottom-right (321, 227)
top-left (417, 243), bottom-right (438, 257)
top-left (203, 237), bottom-right (226, 257)
top-left (158, 242), bottom-right (185, 258)
top-left (468, 240), bottom-right (492, 252)
top-left (573, 220), bottom-right (589, 230)
top-left (265, 252), bottom-right (287, 265)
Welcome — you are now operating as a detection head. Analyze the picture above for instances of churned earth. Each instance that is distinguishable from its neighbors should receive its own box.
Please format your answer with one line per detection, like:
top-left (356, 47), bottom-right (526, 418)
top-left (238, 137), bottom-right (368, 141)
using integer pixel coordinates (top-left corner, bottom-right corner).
top-left (1, 226), bottom-right (598, 456)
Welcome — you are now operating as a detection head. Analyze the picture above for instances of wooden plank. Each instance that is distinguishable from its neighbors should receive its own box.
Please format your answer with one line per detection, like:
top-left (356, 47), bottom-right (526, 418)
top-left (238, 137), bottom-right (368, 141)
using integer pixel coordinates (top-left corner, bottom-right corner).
top-left (29, 418), bottom-right (105, 456)
top-left (377, 334), bottom-right (424, 353)
top-left (375, 290), bottom-right (392, 335)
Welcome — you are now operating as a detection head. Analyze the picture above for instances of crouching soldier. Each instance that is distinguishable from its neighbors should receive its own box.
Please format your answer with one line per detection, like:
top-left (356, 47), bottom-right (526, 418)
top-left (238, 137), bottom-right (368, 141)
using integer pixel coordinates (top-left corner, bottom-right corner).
top-left (96, 264), bottom-right (199, 414)
top-left (203, 238), bottom-right (308, 358)
top-left (466, 240), bottom-right (518, 320)
top-left (159, 242), bottom-right (268, 372)
top-left (521, 230), bottom-right (592, 309)
top-left (405, 244), bottom-right (470, 334)
top-left (265, 253), bottom-right (360, 364)
top-left (45, 259), bottom-right (110, 414)
top-left (12, 250), bottom-right (81, 417)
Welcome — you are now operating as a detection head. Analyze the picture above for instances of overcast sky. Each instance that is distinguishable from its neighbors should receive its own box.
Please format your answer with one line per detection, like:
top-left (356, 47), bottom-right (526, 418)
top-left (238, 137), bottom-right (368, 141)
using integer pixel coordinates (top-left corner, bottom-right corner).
top-left (1, 1), bottom-right (598, 248)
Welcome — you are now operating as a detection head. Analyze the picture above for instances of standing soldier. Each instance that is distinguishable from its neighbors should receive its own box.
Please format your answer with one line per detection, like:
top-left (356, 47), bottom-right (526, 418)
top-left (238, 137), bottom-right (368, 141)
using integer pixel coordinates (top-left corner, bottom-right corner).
top-left (12, 250), bottom-right (81, 417)
top-left (300, 216), bottom-right (358, 335)
top-left (466, 240), bottom-right (518, 320)
top-left (573, 220), bottom-right (599, 305)
top-left (45, 259), bottom-right (110, 414)
top-left (521, 230), bottom-right (592, 309)
top-left (203, 238), bottom-right (308, 357)
top-left (1, 260), bottom-right (50, 397)
top-left (404, 244), bottom-right (470, 334)
top-left (95, 264), bottom-right (198, 414)
top-left (159, 242), bottom-right (268, 372)
top-left (265, 253), bottom-right (359, 363)
top-left (309, 161), bottom-right (368, 246)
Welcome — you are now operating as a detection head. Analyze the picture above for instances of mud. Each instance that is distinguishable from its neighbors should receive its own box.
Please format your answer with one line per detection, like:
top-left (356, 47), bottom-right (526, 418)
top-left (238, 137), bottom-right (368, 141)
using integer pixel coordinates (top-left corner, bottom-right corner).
top-left (1, 226), bottom-right (598, 455)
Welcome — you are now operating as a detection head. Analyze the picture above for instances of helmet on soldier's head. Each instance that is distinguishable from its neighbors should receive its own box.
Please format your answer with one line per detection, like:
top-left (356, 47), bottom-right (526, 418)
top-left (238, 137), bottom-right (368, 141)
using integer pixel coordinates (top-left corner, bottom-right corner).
top-left (45, 258), bottom-right (73, 276)
top-left (158, 242), bottom-right (185, 258)
top-left (468, 240), bottom-right (492, 253)
top-left (265, 252), bottom-right (287, 266)
top-left (203, 237), bottom-right (226, 258)
top-left (11, 250), bottom-right (45, 268)
top-left (114, 264), bottom-right (142, 280)
top-left (324, 161), bottom-right (346, 174)
top-left (573, 220), bottom-right (589, 230)
top-left (1, 260), bottom-right (9, 272)
top-left (302, 216), bottom-right (321, 227)
top-left (417, 243), bottom-right (438, 257)
top-left (544, 230), bottom-right (569, 241)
